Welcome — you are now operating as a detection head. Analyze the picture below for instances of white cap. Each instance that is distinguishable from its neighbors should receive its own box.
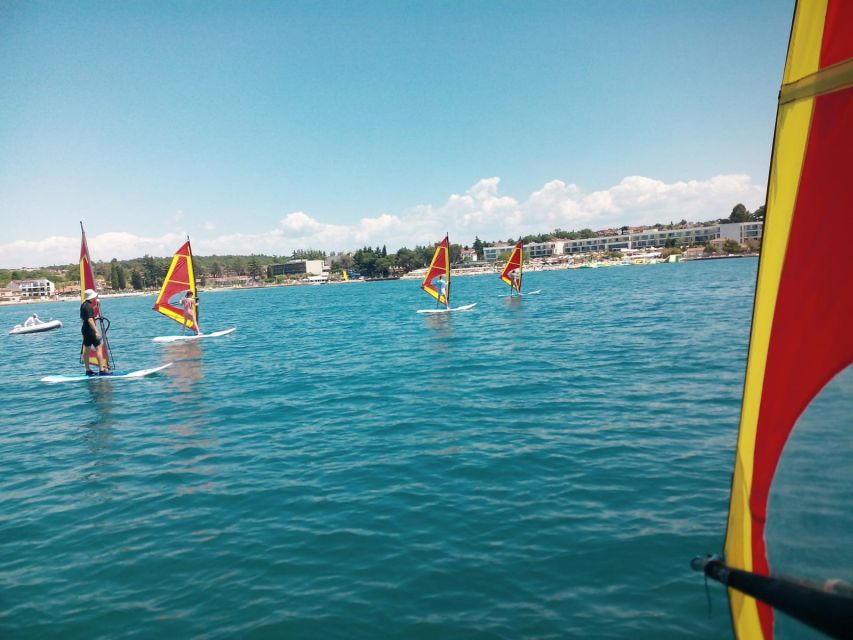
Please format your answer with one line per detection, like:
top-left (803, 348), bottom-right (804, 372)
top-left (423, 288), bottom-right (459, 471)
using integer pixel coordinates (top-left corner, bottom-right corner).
top-left (84, 288), bottom-right (98, 301)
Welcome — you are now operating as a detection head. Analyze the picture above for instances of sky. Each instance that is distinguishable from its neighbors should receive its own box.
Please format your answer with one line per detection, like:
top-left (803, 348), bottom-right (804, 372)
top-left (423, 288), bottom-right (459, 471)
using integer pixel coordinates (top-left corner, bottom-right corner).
top-left (0, 0), bottom-right (793, 267)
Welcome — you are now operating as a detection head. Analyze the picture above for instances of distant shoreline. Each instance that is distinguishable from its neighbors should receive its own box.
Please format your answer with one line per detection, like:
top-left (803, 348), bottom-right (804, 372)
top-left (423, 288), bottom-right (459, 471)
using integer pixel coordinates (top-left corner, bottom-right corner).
top-left (0, 253), bottom-right (757, 307)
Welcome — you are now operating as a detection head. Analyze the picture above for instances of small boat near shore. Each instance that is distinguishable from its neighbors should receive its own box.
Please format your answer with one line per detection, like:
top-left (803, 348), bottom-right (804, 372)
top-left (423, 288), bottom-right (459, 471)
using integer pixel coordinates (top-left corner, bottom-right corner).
top-left (9, 319), bottom-right (63, 335)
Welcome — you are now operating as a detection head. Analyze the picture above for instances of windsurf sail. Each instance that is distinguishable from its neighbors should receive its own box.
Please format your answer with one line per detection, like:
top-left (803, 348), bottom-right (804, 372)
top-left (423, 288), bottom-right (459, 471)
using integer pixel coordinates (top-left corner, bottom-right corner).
top-left (694, 2), bottom-right (853, 638)
top-left (500, 240), bottom-right (523, 295)
top-left (421, 235), bottom-right (450, 306)
top-left (79, 223), bottom-right (113, 370)
top-left (153, 239), bottom-right (199, 331)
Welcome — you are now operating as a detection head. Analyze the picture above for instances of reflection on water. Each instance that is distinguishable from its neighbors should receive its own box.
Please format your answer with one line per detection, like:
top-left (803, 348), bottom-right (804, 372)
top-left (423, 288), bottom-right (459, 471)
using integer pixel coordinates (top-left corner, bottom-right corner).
top-left (85, 382), bottom-right (115, 431)
top-left (422, 314), bottom-right (453, 350)
top-left (162, 341), bottom-right (204, 396)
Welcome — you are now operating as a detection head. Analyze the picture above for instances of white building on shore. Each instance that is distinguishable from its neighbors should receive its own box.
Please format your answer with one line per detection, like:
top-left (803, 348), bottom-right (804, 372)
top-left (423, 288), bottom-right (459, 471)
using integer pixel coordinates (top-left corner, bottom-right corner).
top-left (483, 221), bottom-right (762, 260)
top-left (5, 279), bottom-right (56, 298)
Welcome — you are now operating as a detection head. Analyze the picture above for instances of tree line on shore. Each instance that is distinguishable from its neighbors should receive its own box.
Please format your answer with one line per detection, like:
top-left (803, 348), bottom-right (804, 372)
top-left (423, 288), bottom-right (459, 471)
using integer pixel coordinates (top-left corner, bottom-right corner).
top-left (1, 203), bottom-right (764, 289)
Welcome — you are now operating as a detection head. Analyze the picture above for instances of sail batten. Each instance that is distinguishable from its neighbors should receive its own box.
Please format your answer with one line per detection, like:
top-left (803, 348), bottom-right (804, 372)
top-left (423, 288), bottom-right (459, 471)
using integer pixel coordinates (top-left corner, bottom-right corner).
top-left (153, 240), bottom-right (198, 330)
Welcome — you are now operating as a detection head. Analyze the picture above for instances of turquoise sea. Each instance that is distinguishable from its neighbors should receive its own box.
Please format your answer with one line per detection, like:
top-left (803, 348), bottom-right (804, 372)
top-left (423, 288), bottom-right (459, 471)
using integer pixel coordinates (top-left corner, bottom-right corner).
top-left (1, 259), bottom-right (759, 638)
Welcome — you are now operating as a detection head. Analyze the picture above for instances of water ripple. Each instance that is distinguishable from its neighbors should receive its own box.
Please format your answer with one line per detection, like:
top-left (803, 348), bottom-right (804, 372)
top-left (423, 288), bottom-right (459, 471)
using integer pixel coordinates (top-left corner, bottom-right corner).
top-left (1, 260), bottom-right (756, 638)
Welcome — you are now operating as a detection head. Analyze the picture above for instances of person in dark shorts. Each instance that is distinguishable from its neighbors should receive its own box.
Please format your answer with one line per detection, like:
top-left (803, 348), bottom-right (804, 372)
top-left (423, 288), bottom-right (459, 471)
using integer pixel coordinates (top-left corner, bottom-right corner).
top-left (81, 289), bottom-right (110, 376)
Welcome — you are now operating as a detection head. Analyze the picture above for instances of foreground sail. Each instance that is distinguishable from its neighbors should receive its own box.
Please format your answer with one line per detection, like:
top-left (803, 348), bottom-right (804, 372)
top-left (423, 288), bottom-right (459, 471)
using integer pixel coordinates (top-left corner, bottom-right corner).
top-left (79, 223), bottom-right (113, 370)
top-left (418, 235), bottom-right (475, 314)
top-left (694, 2), bottom-right (853, 638)
top-left (500, 240), bottom-right (523, 295)
top-left (153, 239), bottom-right (199, 333)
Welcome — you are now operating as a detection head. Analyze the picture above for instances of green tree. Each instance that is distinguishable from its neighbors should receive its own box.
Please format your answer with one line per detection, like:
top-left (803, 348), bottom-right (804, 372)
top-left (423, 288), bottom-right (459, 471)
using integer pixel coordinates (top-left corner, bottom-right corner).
top-left (375, 257), bottom-right (393, 276)
top-left (752, 204), bottom-right (766, 222)
top-left (722, 239), bottom-right (743, 254)
top-left (472, 236), bottom-right (484, 260)
top-left (248, 257), bottom-right (262, 280)
top-left (394, 248), bottom-right (419, 272)
top-left (729, 203), bottom-right (754, 223)
top-left (131, 270), bottom-right (144, 290)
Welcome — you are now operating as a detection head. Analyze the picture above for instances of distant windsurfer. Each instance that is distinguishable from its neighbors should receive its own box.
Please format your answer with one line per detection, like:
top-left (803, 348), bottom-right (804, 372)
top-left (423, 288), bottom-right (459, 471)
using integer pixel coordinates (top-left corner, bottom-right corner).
top-left (181, 291), bottom-right (200, 334)
top-left (435, 275), bottom-right (449, 309)
top-left (80, 289), bottom-right (110, 376)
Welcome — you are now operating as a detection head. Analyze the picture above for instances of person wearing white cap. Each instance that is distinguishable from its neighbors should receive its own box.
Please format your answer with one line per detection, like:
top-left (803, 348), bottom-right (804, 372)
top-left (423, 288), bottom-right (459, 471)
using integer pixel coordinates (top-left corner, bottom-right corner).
top-left (80, 289), bottom-right (109, 376)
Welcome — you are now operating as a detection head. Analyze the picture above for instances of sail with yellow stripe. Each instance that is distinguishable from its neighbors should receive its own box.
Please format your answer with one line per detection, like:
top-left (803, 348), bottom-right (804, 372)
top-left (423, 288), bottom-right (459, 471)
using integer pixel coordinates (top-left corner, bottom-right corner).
top-left (79, 222), bottom-right (113, 369)
top-left (153, 239), bottom-right (199, 332)
top-left (499, 240), bottom-right (523, 295)
top-left (421, 235), bottom-right (450, 305)
top-left (693, 2), bottom-right (853, 637)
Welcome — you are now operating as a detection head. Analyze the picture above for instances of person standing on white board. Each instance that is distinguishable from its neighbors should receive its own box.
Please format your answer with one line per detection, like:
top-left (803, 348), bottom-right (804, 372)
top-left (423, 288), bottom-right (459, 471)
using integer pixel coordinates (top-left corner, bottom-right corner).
top-left (80, 289), bottom-right (110, 376)
top-left (180, 291), bottom-right (201, 335)
top-left (435, 275), bottom-right (449, 309)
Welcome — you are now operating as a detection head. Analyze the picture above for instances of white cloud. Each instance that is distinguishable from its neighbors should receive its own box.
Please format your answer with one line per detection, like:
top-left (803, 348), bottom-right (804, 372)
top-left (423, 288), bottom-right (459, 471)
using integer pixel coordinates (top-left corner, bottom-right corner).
top-left (0, 173), bottom-right (765, 267)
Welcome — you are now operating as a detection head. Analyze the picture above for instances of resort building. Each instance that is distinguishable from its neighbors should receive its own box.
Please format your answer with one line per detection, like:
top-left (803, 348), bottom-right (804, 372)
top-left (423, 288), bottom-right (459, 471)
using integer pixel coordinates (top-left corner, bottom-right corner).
top-left (481, 221), bottom-right (763, 260)
top-left (526, 240), bottom-right (566, 259)
top-left (5, 279), bottom-right (55, 298)
top-left (482, 245), bottom-right (514, 262)
top-left (460, 248), bottom-right (478, 262)
top-left (270, 260), bottom-right (325, 277)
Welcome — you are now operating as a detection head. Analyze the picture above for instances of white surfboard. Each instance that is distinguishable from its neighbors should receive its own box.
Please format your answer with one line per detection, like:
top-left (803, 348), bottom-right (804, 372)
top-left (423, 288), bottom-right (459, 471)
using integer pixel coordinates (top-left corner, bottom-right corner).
top-left (500, 289), bottom-right (542, 298)
top-left (41, 362), bottom-right (173, 384)
top-left (152, 327), bottom-right (237, 343)
top-left (416, 303), bottom-right (477, 314)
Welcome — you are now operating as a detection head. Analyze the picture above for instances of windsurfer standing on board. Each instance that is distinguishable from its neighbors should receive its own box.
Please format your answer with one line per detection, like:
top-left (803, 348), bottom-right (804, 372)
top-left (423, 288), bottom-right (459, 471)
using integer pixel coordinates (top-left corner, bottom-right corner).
top-left (435, 275), bottom-right (449, 309)
top-left (181, 291), bottom-right (200, 335)
top-left (80, 289), bottom-right (110, 376)
top-left (509, 269), bottom-right (520, 296)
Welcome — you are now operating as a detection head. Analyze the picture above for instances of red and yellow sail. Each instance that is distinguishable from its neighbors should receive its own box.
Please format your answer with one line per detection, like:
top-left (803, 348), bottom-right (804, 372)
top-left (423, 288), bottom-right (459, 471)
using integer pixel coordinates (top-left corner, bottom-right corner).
top-left (421, 235), bottom-right (450, 305)
top-left (153, 240), bottom-right (198, 330)
top-left (79, 224), bottom-right (111, 368)
top-left (500, 240), bottom-right (523, 293)
top-left (79, 226), bottom-right (102, 319)
top-left (724, 2), bottom-right (853, 637)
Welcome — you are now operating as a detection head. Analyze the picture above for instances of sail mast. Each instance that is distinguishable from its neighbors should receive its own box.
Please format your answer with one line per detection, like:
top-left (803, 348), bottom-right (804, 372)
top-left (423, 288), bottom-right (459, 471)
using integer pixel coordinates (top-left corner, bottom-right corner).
top-left (518, 241), bottom-right (523, 294)
top-left (445, 233), bottom-right (450, 307)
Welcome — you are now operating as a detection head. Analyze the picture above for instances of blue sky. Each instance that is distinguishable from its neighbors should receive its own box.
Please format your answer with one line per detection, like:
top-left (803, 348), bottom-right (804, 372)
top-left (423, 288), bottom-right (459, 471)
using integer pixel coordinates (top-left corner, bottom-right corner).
top-left (1, 1), bottom-right (793, 267)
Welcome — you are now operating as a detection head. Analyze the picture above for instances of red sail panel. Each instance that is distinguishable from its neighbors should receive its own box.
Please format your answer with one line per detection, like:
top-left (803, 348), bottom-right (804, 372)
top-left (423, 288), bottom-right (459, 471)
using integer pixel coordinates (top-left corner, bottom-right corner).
top-left (500, 240), bottom-right (523, 292)
top-left (724, 2), bottom-right (853, 637)
top-left (152, 241), bottom-right (198, 330)
top-left (421, 236), bottom-right (450, 304)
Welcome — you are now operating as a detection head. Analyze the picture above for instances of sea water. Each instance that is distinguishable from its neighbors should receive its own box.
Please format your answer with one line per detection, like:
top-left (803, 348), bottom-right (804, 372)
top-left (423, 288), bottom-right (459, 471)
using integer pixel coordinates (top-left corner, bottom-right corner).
top-left (1, 259), bottom-right (758, 638)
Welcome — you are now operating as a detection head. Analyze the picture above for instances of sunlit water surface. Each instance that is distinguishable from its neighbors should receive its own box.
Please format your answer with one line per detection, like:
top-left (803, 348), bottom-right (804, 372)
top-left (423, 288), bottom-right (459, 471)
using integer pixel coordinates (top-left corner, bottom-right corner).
top-left (1, 259), bottom-right (768, 638)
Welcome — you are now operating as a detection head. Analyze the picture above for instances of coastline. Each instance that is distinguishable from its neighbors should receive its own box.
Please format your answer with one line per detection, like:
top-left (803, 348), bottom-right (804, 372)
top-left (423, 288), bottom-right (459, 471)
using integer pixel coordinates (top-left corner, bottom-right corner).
top-left (0, 253), bottom-right (757, 307)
